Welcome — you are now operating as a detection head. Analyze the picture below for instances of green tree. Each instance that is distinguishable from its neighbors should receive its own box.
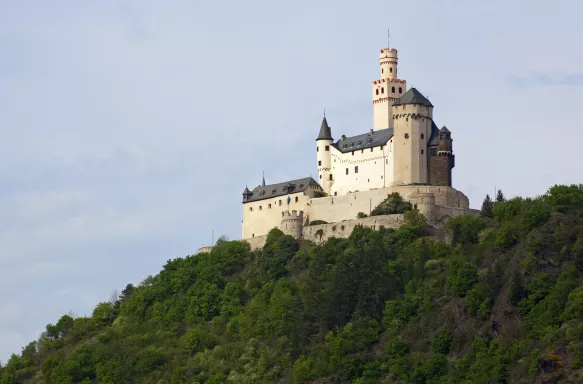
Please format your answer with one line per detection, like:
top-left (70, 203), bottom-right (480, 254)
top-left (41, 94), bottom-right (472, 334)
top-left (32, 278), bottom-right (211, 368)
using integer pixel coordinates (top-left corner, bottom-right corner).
top-left (496, 189), bottom-right (506, 203)
top-left (480, 194), bottom-right (494, 218)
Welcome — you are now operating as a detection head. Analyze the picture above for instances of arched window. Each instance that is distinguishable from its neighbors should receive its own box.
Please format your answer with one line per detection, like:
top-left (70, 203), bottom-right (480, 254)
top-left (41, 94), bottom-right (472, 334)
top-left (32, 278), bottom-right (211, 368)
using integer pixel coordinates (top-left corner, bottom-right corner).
top-left (399, 87), bottom-right (402, 93)
top-left (382, 68), bottom-right (384, 74)
top-left (376, 89), bottom-right (379, 95)
top-left (268, 203), bottom-right (271, 209)
top-left (381, 87), bottom-right (384, 94)
top-left (391, 86), bottom-right (395, 93)
top-left (329, 174), bottom-right (332, 180)
top-left (390, 68), bottom-right (393, 73)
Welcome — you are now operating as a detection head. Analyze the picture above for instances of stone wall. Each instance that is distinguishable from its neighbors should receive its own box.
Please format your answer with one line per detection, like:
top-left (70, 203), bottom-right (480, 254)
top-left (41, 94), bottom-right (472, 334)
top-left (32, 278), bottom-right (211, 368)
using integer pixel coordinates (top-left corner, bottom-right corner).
top-left (244, 234), bottom-right (268, 251)
top-left (303, 214), bottom-right (405, 244)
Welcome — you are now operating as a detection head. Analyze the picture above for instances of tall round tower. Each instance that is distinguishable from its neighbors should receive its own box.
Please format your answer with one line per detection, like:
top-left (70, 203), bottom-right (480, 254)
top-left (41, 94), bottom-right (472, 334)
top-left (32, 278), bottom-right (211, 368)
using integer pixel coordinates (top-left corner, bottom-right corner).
top-left (392, 88), bottom-right (434, 185)
top-left (316, 116), bottom-right (333, 195)
top-left (372, 48), bottom-right (407, 131)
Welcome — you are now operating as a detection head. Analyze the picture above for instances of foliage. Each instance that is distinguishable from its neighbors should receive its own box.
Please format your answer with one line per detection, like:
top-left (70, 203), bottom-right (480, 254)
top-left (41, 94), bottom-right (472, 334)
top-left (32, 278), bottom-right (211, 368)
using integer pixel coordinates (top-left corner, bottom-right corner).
top-left (309, 220), bottom-right (329, 226)
top-left (480, 194), bottom-right (494, 218)
top-left (371, 192), bottom-right (413, 216)
top-left (3, 184), bottom-right (583, 383)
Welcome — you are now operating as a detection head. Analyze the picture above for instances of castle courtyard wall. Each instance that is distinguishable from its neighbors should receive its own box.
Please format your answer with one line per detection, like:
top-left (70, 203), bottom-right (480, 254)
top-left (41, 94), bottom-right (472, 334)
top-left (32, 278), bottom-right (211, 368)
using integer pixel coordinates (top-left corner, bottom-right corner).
top-left (302, 214), bottom-right (405, 244)
top-left (305, 185), bottom-right (469, 225)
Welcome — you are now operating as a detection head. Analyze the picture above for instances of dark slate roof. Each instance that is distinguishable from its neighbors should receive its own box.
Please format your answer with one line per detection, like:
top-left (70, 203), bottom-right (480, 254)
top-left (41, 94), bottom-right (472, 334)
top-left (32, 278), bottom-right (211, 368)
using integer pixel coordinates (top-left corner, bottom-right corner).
top-left (242, 177), bottom-right (321, 203)
top-left (242, 186), bottom-right (251, 195)
top-left (428, 121), bottom-right (440, 146)
top-left (392, 87), bottom-right (434, 107)
top-left (316, 116), bottom-right (333, 141)
top-left (332, 128), bottom-right (393, 153)
top-left (440, 126), bottom-right (450, 133)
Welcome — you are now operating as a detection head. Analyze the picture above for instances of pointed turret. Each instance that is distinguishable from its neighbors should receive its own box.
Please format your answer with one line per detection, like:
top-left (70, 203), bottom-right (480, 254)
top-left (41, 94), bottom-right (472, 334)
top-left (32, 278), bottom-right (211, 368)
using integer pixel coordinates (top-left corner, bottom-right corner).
top-left (242, 186), bottom-right (252, 202)
top-left (316, 116), bottom-right (333, 141)
top-left (262, 172), bottom-right (266, 187)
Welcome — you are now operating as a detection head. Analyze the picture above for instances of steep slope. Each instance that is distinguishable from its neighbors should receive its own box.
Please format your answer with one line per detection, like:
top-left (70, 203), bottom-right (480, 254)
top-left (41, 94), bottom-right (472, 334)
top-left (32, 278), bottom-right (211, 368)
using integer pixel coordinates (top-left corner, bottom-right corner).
top-left (2, 184), bottom-right (583, 384)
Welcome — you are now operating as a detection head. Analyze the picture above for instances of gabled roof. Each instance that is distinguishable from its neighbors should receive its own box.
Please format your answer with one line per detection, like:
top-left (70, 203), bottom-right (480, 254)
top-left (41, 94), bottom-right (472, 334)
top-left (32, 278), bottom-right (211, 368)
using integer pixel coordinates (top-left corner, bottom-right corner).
top-left (392, 87), bottom-right (434, 107)
top-left (242, 177), bottom-right (321, 203)
top-left (332, 128), bottom-right (394, 153)
top-left (440, 126), bottom-right (450, 133)
top-left (316, 116), bottom-right (333, 141)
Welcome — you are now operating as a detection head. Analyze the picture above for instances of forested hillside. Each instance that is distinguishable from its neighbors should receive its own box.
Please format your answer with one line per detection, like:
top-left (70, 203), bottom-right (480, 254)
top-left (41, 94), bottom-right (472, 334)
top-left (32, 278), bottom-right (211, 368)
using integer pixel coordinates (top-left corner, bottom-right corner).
top-left (2, 185), bottom-right (583, 384)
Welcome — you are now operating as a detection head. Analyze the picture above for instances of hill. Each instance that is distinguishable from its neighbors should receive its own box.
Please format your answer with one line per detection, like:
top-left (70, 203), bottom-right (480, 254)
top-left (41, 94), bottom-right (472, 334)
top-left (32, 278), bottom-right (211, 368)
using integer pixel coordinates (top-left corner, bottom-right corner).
top-left (2, 184), bottom-right (583, 384)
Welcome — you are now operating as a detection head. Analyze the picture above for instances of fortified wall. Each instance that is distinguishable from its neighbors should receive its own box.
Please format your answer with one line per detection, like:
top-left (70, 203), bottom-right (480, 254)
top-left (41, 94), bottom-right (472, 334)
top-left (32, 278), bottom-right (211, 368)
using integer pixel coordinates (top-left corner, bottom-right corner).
top-left (241, 185), bottom-right (478, 250)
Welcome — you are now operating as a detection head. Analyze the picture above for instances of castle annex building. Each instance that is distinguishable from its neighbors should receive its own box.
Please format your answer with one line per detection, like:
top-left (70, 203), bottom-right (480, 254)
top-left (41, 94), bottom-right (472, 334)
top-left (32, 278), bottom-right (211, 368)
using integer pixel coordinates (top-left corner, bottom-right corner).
top-left (240, 44), bottom-right (473, 245)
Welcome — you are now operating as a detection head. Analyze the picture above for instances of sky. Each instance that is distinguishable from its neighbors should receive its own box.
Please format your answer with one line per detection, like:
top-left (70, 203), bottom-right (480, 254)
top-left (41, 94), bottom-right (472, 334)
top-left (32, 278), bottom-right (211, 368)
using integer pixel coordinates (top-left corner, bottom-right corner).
top-left (0, 0), bottom-right (582, 361)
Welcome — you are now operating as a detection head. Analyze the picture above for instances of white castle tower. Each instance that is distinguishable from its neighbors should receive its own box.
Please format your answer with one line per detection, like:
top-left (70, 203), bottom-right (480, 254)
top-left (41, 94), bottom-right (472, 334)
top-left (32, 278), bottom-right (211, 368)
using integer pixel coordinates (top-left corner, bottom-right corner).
top-left (316, 116), bottom-right (333, 194)
top-left (372, 48), bottom-right (408, 131)
top-left (392, 88), bottom-right (434, 185)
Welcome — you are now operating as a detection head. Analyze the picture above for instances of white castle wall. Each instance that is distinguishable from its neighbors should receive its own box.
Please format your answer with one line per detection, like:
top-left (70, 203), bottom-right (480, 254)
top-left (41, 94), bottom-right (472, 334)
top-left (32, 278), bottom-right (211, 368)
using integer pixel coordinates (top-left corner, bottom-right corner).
top-left (329, 143), bottom-right (394, 196)
top-left (242, 189), bottom-right (314, 239)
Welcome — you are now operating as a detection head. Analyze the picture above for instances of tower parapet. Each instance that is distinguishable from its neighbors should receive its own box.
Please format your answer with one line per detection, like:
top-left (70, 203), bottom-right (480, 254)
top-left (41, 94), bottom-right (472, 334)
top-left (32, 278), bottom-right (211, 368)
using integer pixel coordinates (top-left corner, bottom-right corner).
top-left (279, 210), bottom-right (304, 239)
top-left (372, 48), bottom-right (408, 131)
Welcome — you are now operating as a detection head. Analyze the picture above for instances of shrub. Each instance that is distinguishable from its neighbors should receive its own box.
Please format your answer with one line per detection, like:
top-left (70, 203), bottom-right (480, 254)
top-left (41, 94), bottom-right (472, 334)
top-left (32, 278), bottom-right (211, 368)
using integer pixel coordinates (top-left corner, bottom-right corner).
top-left (371, 193), bottom-right (412, 216)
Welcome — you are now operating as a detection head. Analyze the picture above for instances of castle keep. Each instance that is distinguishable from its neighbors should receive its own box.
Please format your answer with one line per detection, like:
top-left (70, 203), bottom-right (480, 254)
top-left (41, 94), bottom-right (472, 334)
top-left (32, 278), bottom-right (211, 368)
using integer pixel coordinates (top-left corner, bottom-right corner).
top-left (239, 43), bottom-right (475, 248)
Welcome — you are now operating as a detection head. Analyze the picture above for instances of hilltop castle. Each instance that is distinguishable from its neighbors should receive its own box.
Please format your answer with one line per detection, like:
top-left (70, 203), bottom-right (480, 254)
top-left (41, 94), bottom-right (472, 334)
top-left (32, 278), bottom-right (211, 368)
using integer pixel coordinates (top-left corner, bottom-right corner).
top-left (239, 44), bottom-right (476, 248)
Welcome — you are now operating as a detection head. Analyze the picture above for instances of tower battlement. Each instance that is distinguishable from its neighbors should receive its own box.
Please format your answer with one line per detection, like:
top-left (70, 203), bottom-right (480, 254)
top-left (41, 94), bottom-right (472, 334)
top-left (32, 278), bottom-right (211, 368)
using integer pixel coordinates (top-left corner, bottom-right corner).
top-left (281, 210), bottom-right (303, 218)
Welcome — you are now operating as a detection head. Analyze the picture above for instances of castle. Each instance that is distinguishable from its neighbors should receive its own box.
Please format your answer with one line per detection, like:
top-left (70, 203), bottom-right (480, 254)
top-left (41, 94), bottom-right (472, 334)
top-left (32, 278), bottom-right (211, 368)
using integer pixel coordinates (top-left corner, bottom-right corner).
top-left (237, 43), bottom-right (477, 250)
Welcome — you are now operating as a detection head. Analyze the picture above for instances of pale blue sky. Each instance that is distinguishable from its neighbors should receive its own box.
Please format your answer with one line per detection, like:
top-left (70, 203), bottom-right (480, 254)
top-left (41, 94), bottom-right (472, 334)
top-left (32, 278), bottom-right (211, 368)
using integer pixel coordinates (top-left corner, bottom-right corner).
top-left (1, 0), bottom-right (582, 361)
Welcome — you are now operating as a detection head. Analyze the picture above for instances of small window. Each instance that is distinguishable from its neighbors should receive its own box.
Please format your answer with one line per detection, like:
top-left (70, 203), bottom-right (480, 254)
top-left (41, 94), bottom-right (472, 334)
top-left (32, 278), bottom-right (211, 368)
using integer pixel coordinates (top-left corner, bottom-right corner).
top-left (371, 148), bottom-right (373, 152)
top-left (329, 174), bottom-right (332, 180)
top-left (249, 207), bottom-right (253, 211)
top-left (352, 151), bottom-right (354, 156)
top-left (399, 87), bottom-right (402, 93)
top-left (421, 149), bottom-right (424, 155)
top-left (361, 149), bottom-right (364, 154)
top-left (317, 146), bottom-right (319, 152)
top-left (334, 191), bottom-right (338, 196)
top-left (406, 117), bottom-right (409, 122)
top-left (405, 133), bottom-right (409, 139)
top-left (318, 160), bottom-right (322, 166)
top-left (355, 166), bottom-right (359, 173)
top-left (268, 203), bottom-right (272, 208)
top-left (376, 89), bottom-right (379, 95)
top-left (325, 145), bottom-right (329, 151)
top-left (259, 205), bottom-right (262, 210)
top-left (381, 87), bottom-right (384, 94)
top-left (381, 145), bottom-right (384, 150)
top-left (295, 196), bottom-right (299, 202)
top-left (382, 68), bottom-right (384, 74)
top-left (421, 133), bottom-right (425, 139)
top-left (346, 168), bottom-right (349, 175)
top-left (391, 86), bottom-right (395, 93)
top-left (279, 200), bottom-right (282, 206)
top-left (319, 174), bottom-right (322, 179)
top-left (390, 68), bottom-right (393, 73)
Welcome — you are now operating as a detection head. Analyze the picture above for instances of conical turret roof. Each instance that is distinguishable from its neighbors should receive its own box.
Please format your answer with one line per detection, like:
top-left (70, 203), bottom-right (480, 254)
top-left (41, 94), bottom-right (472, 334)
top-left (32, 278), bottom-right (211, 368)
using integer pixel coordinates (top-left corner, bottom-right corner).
top-left (242, 186), bottom-right (251, 195)
top-left (393, 87), bottom-right (434, 107)
top-left (316, 116), bottom-right (333, 141)
top-left (440, 126), bottom-right (450, 133)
